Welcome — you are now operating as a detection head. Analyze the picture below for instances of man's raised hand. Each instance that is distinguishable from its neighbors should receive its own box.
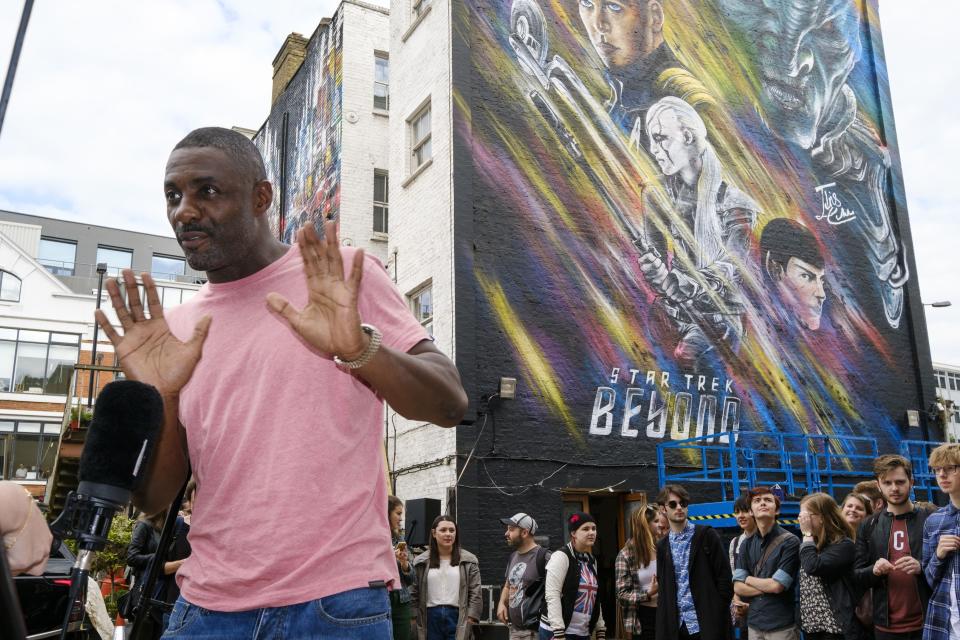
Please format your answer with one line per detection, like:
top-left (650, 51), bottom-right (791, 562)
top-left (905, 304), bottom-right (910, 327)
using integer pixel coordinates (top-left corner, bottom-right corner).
top-left (94, 270), bottom-right (211, 396)
top-left (266, 221), bottom-right (369, 361)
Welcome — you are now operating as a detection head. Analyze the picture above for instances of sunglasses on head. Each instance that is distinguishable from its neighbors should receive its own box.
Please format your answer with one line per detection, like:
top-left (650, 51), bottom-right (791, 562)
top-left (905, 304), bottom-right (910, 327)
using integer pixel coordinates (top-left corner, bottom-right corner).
top-left (667, 500), bottom-right (689, 509)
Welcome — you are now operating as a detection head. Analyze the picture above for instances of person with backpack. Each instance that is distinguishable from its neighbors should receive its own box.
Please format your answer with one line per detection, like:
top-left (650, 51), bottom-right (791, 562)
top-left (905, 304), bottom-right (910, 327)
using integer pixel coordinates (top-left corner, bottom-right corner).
top-left (616, 501), bottom-right (659, 639)
top-left (497, 513), bottom-right (550, 639)
top-left (540, 511), bottom-right (606, 639)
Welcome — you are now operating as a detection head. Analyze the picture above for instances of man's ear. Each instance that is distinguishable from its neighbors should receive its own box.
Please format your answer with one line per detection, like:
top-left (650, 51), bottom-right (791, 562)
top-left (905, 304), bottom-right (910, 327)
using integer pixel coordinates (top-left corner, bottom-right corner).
top-left (682, 128), bottom-right (695, 146)
top-left (649, 1), bottom-right (665, 34)
top-left (252, 180), bottom-right (273, 216)
top-left (765, 253), bottom-right (784, 281)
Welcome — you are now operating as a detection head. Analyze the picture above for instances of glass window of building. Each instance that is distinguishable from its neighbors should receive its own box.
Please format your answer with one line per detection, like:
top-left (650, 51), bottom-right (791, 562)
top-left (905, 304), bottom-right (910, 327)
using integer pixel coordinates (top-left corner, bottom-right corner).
top-left (0, 271), bottom-right (21, 302)
top-left (1, 420), bottom-right (59, 480)
top-left (152, 254), bottom-right (186, 281)
top-left (374, 171), bottom-right (389, 234)
top-left (38, 238), bottom-right (77, 276)
top-left (410, 284), bottom-right (433, 337)
top-left (410, 104), bottom-right (432, 170)
top-left (96, 246), bottom-right (133, 277)
top-left (1, 329), bottom-right (80, 395)
top-left (374, 54), bottom-right (389, 110)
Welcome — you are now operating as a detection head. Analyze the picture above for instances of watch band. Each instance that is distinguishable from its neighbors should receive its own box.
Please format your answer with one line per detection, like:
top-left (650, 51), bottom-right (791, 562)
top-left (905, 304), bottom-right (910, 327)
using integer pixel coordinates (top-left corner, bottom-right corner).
top-left (334, 324), bottom-right (382, 369)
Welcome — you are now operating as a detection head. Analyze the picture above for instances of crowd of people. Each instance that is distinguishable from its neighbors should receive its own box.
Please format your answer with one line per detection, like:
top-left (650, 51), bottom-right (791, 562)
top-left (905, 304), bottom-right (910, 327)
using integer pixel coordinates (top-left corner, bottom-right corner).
top-left (385, 444), bottom-right (960, 640)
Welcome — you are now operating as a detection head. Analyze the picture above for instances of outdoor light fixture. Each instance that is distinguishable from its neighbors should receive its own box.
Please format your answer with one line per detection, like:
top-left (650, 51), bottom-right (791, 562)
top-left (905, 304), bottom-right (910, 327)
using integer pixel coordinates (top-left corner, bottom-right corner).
top-left (906, 409), bottom-right (921, 428)
top-left (923, 300), bottom-right (952, 308)
top-left (499, 376), bottom-right (517, 399)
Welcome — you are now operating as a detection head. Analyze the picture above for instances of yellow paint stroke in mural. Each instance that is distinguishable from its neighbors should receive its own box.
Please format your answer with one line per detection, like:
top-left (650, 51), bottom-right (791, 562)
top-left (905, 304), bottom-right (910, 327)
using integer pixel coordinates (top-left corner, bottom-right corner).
top-left (477, 272), bottom-right (585, 446)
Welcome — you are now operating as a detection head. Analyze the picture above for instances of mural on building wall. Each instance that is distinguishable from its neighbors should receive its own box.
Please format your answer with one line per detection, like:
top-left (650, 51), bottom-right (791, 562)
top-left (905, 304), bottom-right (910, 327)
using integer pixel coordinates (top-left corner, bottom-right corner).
top-left (255, 13), bottom-right (343, 241)
top-left (456, 0), bottom-right (930, 458)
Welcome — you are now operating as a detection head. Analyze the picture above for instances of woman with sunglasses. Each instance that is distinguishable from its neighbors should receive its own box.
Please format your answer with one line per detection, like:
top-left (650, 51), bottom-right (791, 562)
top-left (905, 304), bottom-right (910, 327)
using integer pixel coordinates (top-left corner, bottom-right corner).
top-left (615, 502), bottom-right (658, 639)
top-left (539, 511), bottom-right (606, 640)
top-left (797, 493), bottom-right (868, 640)
top-left (411, 515), bottom-right (482, 640)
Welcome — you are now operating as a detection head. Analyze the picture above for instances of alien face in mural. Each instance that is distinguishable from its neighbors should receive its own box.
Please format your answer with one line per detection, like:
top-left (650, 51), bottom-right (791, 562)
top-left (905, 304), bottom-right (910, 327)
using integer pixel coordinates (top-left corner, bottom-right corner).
top-left (760, 218), bottom-right (828, 331)
top-left (721, 0), bottom-right (861, 150)
top-left (577, 0), bottom-right (664, 72)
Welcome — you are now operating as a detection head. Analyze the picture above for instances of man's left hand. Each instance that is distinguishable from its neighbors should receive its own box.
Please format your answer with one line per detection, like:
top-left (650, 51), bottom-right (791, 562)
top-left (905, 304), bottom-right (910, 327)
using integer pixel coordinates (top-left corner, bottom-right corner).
top-left (894, 555), bottom-right (921, 575)
top-left (266, 221), bottom-right (369, 362)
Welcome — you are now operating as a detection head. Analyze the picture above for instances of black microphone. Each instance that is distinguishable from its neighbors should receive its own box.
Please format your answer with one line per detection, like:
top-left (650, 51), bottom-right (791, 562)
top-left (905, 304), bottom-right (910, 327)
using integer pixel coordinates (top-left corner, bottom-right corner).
top-left (50, 380), bottom-right (164, 550)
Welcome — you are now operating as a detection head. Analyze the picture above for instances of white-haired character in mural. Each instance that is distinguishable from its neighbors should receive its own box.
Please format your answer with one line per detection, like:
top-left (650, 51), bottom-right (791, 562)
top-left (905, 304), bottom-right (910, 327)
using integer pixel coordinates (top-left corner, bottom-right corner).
top-left (573, 0), bottom-right (713, 137)
top-left (759, 218), bottom-right (828, 332)
top-left (639, 96), bottom-right (759, 367)
top-left (719, 0), bottom-right (908, 330)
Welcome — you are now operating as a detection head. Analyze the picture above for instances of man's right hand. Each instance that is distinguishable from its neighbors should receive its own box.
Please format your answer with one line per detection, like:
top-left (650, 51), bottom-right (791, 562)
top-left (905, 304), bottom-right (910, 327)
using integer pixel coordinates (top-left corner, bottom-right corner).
top-left (638, 251), bottom-right (670, 292)
top-left (496, 601), bottom-right (508, 624)
top-left (873, 558), bottom-right (894, 576)
top-left (95, 270), bottom-right (211, 395)
top-left (936, 534), bottom-right (960, 560)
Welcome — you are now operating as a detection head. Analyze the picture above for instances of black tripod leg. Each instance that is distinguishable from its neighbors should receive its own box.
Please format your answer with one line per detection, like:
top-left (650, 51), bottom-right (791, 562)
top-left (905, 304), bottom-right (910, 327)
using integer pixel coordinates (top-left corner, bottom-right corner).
top-left (0, 548), bottom-right (28, 640)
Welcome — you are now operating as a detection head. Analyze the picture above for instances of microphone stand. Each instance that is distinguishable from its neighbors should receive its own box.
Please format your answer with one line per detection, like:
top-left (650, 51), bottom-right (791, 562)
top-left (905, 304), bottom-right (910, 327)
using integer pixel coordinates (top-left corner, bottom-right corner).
top-left (0, 546), bottom-right (28, 640)
top-left (127, 480), bottom-right (188, 640)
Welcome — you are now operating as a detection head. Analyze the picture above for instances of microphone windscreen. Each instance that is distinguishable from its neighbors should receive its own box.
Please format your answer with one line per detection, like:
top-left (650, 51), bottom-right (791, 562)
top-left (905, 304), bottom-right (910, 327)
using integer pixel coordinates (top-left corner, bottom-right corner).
top-left (79, 380), bottom-right (164, 492)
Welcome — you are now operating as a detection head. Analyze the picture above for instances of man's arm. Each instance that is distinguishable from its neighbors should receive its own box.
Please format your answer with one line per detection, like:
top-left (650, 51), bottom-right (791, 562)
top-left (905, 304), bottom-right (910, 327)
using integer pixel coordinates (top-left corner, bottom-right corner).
top-left (923, 514), bottom-right (950, 588)
top-left (497, 579), bottom-right (510, 624)
top-left (707, 529), bottom-right (734, 604)
top-left (732, 535), bottom-right (763, 597)
top-left (853, 517), bottom-right (882, 588)
top-left (95, 271), bottom-right (210, 516)
top-left (352, 340), bottom-right (467, 427)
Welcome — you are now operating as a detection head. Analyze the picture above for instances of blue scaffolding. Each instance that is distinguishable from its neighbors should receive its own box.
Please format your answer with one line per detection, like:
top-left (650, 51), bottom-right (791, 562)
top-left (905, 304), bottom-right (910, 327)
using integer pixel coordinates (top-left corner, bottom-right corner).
top-left (656, 432), bottom-right (944, 528)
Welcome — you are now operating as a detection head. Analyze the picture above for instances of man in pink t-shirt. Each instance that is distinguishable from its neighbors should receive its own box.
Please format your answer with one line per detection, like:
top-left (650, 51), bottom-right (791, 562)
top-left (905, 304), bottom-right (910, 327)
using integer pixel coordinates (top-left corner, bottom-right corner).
top-left (95, 127), bottom-right (468, 638)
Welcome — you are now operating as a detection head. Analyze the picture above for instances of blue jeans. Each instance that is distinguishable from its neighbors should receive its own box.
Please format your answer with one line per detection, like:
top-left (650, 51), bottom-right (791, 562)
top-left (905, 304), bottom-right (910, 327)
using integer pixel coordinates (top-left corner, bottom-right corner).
top-left (161, 586), bottom-right (391, 639)
top-left (426, 605), bottom-right (459, 639)
top-left (538, 629), bottom-right (588, 640)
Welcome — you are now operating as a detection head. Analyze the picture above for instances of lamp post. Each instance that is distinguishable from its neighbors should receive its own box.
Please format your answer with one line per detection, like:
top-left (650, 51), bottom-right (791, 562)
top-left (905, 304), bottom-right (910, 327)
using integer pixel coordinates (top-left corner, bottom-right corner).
top-left (919, 300), bottom-right (952, 440)
top-left (87, 263), bottom-right (108, 408)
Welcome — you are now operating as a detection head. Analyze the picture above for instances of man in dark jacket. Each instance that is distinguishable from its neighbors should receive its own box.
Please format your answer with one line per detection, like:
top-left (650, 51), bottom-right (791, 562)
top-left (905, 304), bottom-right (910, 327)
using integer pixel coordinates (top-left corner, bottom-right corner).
top-left (854, 454), bottom-right (933, 639)
top-left (655, 484), bottom-right (733, 640)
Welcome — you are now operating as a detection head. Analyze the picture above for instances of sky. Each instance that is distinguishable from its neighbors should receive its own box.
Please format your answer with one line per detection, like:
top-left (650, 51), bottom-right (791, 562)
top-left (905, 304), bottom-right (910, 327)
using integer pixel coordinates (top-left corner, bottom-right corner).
top-left (0, 0), bottom-right (957, 365)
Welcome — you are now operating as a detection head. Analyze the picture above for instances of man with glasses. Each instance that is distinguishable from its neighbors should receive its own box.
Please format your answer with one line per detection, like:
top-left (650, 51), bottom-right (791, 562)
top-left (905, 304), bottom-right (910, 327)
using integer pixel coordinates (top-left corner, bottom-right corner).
top-left (655, 484), bottom-right (733, 640)
top-left (921, 444), bottom-right (960, 639)
top-left (733, 487), bottom-right (800, 639)
top-left (855, 455), bottom-right (933, 640)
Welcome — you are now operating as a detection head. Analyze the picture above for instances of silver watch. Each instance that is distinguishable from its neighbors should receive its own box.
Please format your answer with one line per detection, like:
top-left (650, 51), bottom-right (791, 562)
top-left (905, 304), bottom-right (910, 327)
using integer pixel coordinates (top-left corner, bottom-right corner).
top-left (333, 324), bottom-right (382, 369)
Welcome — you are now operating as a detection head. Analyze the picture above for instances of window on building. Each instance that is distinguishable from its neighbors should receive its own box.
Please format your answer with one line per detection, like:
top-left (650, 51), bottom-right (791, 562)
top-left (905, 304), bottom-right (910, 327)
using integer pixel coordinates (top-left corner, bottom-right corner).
top-left (410, 284), bottom-right (433, 337)
top-left (410, 103), bottom-right (432, 170)
top-left (374, 171), bottom-right (389, 234)
top-left (937, 371), bottom-right (947, 389)
top-left (0, 420), bottom-right (60, 480)
top-left (951, 373), bottom-right (959, 391)
top-left (0, 272), bottom-right (21, 302)
top-left (374, 54), bottom-right (389, 110)
top-left (413, 0), bottom-right (431, 18)
top-left (96, 246), bottom-right (133, 277)
top-left (38, 238), bottom-right (77, 276)
top-left (0, 329), bottom-right (80, 394)
top-left (152, 254), bottom-right (186, 281)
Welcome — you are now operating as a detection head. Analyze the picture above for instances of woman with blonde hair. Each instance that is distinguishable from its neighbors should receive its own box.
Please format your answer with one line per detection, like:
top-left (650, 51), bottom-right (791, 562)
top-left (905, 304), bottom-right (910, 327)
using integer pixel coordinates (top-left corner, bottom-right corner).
top-left (797, 493), bottom-right (868, 640)
top-left (615, 501), bottom-right (658, 640)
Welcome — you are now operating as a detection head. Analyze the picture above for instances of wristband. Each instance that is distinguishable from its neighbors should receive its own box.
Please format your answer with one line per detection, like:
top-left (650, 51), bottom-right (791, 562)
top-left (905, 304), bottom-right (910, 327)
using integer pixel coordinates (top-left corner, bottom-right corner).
top-left (334, 324), bottom-right (382, 369)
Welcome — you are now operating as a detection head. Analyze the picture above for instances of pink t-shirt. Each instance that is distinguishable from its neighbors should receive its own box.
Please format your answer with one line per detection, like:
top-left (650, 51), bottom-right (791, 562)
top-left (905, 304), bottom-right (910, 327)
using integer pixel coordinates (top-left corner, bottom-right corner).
top-left (165, 245), bottom-right (429, 611)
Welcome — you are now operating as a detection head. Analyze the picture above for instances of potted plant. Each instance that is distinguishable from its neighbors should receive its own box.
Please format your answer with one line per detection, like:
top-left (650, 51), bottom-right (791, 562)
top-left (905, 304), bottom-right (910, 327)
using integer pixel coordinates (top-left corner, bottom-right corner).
top-left (68, 406), bottom-right (93, 430)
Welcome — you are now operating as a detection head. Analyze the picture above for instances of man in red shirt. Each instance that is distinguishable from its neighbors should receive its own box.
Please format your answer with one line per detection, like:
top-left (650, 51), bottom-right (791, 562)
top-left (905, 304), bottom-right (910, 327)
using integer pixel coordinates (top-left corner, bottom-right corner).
top-left (854, 455), bottom-right (933, 639)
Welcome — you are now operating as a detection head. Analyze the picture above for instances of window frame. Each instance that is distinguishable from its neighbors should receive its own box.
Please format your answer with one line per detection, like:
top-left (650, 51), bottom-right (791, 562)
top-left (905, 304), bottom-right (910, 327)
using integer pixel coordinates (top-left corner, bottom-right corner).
top-left (38, 237), bottom-right (77, 276)
top-left (0, 271), bottom-right (21, 303)
top-left (96, 245), bottom-right (134, 277)
top-left (409, 102), bottom-right (432, 171)
top-left (409, 282), bottom-right (433, 337)
top-left (373, 170), bottom-right (389, 234)
top-left (374, 52), bottom-right (390, 111)
top-left (151, 253), bottom-right (187, 282)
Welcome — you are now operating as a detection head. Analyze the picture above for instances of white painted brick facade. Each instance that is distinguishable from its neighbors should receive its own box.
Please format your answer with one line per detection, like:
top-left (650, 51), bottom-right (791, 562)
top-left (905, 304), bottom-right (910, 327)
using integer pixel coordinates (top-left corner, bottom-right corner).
top-left (339, 1), bottom-right (391, 265)
top-left (386, 0), bottom-right (458, 512)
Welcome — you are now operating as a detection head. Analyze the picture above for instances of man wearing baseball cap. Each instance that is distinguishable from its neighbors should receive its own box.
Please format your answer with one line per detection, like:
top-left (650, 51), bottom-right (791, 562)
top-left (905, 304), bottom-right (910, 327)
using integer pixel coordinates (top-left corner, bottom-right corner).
top-left (497, 513), bottom-right (550, 639)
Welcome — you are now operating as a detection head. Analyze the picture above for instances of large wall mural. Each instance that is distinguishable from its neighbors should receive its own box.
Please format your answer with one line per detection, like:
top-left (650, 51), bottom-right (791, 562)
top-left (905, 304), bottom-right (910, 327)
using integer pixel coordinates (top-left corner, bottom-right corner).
top-left (254, 12), bottom-right (343, 242)
top-left (454, 0), bottom-right (935, 460)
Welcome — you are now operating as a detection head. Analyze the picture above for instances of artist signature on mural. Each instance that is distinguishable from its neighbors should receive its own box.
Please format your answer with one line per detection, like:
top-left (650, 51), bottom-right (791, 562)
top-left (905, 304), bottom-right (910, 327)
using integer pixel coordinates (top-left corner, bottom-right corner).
top-left (814, 183), bottom-right (857, 226)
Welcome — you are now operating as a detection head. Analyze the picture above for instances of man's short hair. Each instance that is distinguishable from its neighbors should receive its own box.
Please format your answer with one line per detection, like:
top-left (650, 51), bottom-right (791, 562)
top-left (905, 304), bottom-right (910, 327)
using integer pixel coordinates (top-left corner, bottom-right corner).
top-left (173, 127), bottom-right (267, 185)
top-left (929, 443), bottom-right (960, 468)
top-left (873, 454), bottom-right (913, 481)
top-left (656, 484), bottom-right (690, 506)
top-left (760, 218), bottom-right (824, 272)
top-left (852, 480), bottom-right (883, 505)
top-left (747, 486), bottom-right (780, 512)
top-left (733, 492), bottom-right (752, 513)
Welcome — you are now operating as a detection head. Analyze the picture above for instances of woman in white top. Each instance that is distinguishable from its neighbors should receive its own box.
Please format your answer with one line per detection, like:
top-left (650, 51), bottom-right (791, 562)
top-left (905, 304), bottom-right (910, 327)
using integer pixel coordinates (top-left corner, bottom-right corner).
top-left (615, 502), bottom-right (658, 640)
top-left (411, 515), bottom-right (481, 640)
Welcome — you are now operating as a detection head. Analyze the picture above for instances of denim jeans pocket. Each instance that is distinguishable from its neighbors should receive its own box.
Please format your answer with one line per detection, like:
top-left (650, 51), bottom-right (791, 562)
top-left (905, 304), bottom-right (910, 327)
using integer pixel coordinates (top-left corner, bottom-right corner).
top-left (314, 586), bottom-right (390, 627)
top-left (163, 597), bottom-right (203, 636)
